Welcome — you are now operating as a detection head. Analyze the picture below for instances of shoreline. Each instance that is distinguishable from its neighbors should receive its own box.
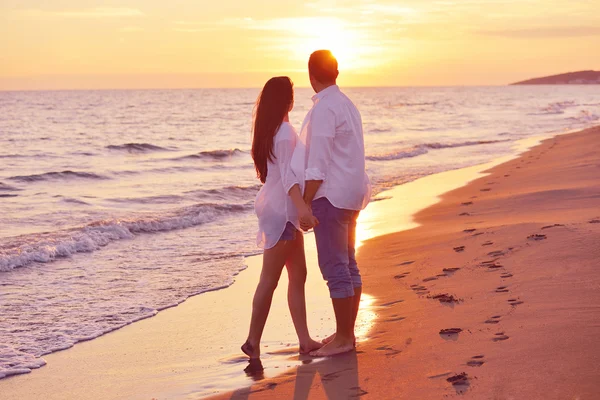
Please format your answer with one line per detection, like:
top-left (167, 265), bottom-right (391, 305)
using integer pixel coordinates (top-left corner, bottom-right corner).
top-left (212, 125), bottom-right (600, 399)
top-left (0, 126), bottom-right (596, 399)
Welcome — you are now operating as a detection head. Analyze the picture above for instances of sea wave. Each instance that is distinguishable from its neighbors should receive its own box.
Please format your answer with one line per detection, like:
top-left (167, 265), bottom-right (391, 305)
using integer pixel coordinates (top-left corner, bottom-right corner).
top-left (369, 127), bottom-right (393, 133)
top-left (567, 110), bottom-right (599, 123)
top-left (107, 194), bottom-right (185, 204)
top-left (386, 101), bottom-right (438, 108)
top-left (186, 184), bottom-right (262, 201)
top-left (423, 139), bottom-right (510, 149)
top-left (172, 148), bottom-right (245, 161)
top-left (529, 100), bottom-right (578, 115)
top-left (367, 146), bottom-right (428, 161)
top-left (0, 182), bottom-right (20, 191)
top-left (367, 139), bottom-right (511, 161)
top-left (106, 143), bottom-right (171, 153)
top-left (8, 171), bottom-right (108, 183)
top-left (0, 202), bottom-right (252, 272)
top-left (60, 197), bottom-right (91, 205)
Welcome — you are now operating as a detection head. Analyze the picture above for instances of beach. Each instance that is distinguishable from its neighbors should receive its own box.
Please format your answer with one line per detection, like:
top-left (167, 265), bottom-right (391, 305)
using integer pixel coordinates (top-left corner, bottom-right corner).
top-left (4, 87), bottom-right (599, 383)
top-left (1, 125), bottom-right (598, 399)
top-left (210, 125), bottom-right (600, 399)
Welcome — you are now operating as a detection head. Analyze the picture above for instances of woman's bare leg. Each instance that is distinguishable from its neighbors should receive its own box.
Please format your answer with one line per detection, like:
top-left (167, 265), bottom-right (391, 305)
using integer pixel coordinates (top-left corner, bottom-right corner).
top-left (285, 234), bottom-right (322, 353)
top-left (243, 241), bottom-right (289, 359)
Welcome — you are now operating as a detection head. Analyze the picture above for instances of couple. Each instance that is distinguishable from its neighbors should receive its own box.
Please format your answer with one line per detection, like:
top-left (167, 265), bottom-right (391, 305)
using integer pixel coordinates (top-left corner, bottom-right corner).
top-left (241, 50), bottom-right (370, 359)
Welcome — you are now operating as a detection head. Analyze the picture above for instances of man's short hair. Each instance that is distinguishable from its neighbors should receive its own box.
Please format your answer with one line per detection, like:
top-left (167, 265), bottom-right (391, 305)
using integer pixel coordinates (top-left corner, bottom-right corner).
top-left (309, 50), bottom-right (339, 84)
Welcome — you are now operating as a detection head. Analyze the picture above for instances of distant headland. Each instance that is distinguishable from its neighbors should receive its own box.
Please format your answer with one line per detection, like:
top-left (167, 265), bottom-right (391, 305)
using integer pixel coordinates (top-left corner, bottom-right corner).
top-left (511, 70), bottom-right (600, 85)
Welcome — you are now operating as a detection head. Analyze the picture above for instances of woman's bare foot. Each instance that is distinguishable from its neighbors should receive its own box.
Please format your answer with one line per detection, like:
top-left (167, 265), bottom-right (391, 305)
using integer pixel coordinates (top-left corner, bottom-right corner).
top-left (299, 338), bottom-right (323, 354)
top-left (241, 340), bottom-right (260, 359)
top-left (321, 333), bottom-right (336, 345)
top-left (310, 336), bottom-right (355, 357)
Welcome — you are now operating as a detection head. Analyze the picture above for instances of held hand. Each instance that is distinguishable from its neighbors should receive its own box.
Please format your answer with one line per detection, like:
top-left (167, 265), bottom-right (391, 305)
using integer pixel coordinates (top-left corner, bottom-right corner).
top-left (299, 207), bottom-right (319, 231)
top-left (300, 215), bottom-right (319, 231)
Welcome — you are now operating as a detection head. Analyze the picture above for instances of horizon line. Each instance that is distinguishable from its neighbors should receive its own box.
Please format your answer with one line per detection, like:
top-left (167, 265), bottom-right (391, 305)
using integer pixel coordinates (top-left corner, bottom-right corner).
top-left (0, 84), bottom-right (515, 93)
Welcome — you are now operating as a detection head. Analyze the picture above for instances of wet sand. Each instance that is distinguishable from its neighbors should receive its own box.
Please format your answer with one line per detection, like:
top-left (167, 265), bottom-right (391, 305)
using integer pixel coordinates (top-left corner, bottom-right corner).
top-left (214, 126), bottom-right (600, 399)
top-left (2, 127), bottom-right (598, 399)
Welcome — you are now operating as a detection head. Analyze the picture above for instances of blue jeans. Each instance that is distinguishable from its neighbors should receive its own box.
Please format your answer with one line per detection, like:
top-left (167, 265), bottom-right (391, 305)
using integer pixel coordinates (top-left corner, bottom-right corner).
top-left (311, 197), bottom-right (362, 299)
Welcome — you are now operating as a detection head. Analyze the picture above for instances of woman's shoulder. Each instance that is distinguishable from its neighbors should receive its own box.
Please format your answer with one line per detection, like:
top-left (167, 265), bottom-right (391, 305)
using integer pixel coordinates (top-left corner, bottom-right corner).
top-left (275, 122), bottom-right (298, 142)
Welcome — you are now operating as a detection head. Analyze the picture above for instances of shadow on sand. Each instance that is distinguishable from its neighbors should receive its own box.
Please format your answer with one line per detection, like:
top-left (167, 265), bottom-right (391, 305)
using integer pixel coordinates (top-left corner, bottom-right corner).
top-left (230, 350), bottom-right (364, 399)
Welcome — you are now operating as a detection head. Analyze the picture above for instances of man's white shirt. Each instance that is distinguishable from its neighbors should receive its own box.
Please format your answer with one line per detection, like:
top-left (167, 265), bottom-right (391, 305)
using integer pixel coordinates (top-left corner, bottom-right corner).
top-left (290, 85), bottom-right (371, 211)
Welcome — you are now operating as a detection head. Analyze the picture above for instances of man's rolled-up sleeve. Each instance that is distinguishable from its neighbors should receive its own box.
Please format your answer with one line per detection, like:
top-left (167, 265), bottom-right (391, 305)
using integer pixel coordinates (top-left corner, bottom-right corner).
top-left (306, 105), bottom-right (335, 181)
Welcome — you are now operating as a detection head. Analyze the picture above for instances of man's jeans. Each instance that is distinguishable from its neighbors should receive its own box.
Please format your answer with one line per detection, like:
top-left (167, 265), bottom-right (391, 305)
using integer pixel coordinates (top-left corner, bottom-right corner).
top-left (312, 197), bottom-right (362, 299)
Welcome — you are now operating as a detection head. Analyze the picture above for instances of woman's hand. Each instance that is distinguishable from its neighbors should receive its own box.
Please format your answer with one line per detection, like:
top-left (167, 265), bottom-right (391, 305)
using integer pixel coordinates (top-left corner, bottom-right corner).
top-left (299, 206), bottom-right (319, 231)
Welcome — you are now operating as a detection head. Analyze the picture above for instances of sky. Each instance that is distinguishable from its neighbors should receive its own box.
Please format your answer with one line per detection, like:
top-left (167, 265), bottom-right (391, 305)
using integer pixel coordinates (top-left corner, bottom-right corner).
top-left (0, 0), bottom-right (599, 90)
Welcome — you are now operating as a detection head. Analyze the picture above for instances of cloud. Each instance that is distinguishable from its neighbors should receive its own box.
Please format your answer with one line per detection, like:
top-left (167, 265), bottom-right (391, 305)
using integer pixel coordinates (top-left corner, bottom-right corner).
top-left (119, 26), bottom-right (144, 32)
top-left (9, 8), bottom-right (145, 19)
top-left (477, 26), bottom-right (600, 38)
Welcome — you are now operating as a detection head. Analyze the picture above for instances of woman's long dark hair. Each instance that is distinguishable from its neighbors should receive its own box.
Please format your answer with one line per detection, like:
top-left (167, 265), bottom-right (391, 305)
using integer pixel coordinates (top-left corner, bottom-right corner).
top-left (252, 76), bottom-right (294, 183)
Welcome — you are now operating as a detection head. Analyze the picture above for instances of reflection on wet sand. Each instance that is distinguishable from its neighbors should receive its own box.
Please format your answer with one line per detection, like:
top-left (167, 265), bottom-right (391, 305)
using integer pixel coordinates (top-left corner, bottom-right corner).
top-left (231, 351), bottom-right (362, 400)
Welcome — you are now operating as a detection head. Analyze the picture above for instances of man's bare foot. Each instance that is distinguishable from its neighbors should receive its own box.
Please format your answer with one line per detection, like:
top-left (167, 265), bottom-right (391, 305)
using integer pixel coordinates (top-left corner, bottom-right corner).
top-left (299, 339), bottom-right (323, 354)
top-left (321, 333), bottom-right (336, 345)
top-left (309, 336), bottom-right (355, 357)
top-left (322, 333), bottom-right (357, 347)
top-left (241, 340), bottom-right (260, 359)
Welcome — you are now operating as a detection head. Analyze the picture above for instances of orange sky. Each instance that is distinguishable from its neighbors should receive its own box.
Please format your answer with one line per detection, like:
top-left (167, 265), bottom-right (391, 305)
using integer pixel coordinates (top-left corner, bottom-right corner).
top-left (1, 0), bottom-right (599, 90)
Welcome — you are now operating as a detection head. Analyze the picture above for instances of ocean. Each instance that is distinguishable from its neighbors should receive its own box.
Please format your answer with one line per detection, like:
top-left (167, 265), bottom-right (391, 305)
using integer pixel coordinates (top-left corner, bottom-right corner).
top-left (1, 86), bottom-right (599, 379)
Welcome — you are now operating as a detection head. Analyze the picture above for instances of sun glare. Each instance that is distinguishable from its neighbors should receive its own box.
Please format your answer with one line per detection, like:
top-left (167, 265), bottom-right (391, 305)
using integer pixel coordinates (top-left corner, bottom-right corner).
top-left (279, 17), bottom-right (374, 70)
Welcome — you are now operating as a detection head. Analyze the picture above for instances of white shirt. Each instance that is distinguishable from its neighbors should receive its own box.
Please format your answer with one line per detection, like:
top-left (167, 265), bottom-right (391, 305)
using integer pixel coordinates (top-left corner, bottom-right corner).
top-left (254, 122), bottom-right (300, 249)
top-left (290, 85), bottom-right (371, 211)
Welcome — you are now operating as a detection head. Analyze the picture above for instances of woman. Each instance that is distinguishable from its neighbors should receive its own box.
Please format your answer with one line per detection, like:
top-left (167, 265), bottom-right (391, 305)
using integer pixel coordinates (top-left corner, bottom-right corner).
top-left (241, 76), bottom-right (322, 359)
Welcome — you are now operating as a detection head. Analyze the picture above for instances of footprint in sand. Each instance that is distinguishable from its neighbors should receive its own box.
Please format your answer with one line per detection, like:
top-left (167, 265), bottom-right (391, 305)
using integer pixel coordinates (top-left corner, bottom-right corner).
top-left (482, 241), bottom-right (494, 246)
top-left (480, 260), bottom-right (497, 265)
top-left (495, 286), bottom-right (509, 293)
top-left (440, 328), bottom-right (463, 335)
top-left (461, 201), bottom-right (473, 206)
top-left (504, 174), bottom-right (510, 177)
top-left (472, 232), bottom-right (484, 237)
top-left (423, 277), bottom-right (438, 282)
top-left (492, 333), bottom-right (510, 342)
top-left (429, 293), bottom-right (461, 304)
top-left (410, 284), bottom-right (429, 295)
top-left (527, 234), bottom-right (547, 241)
top-left (508, 299), bottom-right (524, 306)
top-left (380, 299), bottom-right (404, 307)
top-left (467, 355), bottom-right (485, 367)
top-left (542, 224), bottom-right (564, 229)
top-left (485, 263), bottom-right (504, 270)
top-left (459, 212), bottom-right (471, 216)
top-left (384, 316), bottom-right (406, 323)
top-left (453, 246), bottom-right (466, 252)
top-left (500, 273), bottom-right (513, 278)
top-left (463, 228), bottom-right (476, 233)
top-left (443, 267), bottom-right (460, 274)
top-left (376, 345), bottom-right (402, 356)
top-left (480, 188), bottom-right (492, 192)
top-left (439, 328), bottom-right (462, 341)
top-left (447, 372), bottom-right (470, 393)
top-left (399, 260), bottom-right (415, 266)
top-left (589, 219), bottom-right (600, 224)
top-left (487, 250), bottom-right (505, 257)
top-left (485, 317), bottom-right (501, 324)
top-left (440, 328), bottom-right (462, 340)
top-left (394, 272), bottom-right (410, 279)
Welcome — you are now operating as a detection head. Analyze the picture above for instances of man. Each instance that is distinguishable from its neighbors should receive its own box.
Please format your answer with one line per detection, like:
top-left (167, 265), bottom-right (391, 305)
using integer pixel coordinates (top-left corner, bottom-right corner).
top-left (296, 50), bottom-right (371, 357)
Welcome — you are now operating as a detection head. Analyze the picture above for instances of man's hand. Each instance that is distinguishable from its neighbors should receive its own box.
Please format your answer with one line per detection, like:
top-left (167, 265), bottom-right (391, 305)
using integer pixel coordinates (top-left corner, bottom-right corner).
top-left (299, 207), bottom-right (319, 231)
